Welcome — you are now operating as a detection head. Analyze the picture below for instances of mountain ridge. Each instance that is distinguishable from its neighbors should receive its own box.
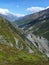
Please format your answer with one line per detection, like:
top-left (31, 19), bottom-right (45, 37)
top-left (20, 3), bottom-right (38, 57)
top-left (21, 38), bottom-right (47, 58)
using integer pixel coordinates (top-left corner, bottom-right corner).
top-left (13, 8), bottom-right (49, 57)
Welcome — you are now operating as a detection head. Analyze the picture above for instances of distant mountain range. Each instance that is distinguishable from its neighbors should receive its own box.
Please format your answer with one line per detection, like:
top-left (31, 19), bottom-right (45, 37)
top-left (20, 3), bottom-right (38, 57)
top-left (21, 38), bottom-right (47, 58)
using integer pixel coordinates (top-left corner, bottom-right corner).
top-left (0, 12), bottom-right (21, 21)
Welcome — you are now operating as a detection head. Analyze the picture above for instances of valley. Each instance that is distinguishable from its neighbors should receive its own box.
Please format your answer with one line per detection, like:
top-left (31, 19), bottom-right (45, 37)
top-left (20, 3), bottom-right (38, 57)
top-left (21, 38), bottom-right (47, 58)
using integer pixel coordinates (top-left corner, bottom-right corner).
top-left (0, 8), bottom-right (49, 65)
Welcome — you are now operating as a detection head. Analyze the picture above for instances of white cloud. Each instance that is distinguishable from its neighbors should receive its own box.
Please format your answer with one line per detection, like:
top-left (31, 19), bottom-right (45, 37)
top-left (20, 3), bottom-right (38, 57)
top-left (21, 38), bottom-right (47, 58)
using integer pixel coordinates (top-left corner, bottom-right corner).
top-left (0, 8), bottom-right (10, 15)
top-left (26, 6), bottom-right (49, 13)
top-left (0, 8), bottom-right (25, 17)
top-left (15, 14), bottom-right (25, 17)
top-left (46, 6), bottom-right (49, 9)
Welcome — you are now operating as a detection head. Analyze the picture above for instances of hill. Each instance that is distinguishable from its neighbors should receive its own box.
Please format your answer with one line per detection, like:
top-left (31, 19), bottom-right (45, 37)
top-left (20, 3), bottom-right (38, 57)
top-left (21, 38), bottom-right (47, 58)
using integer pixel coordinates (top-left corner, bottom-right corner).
top-left (0, 16), bottom-right (48, 65)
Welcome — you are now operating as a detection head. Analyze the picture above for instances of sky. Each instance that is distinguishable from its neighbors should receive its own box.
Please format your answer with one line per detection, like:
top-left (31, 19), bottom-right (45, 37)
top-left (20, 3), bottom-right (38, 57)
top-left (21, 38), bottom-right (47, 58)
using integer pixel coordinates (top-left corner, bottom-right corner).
top-left (0, 0), bottom-right (49, 17)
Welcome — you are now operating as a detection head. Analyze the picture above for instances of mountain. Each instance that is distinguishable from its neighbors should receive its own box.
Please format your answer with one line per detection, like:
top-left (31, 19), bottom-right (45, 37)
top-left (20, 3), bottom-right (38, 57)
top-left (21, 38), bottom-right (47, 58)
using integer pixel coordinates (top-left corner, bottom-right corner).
top-left (14, 8), bottom-right (49, 40)
top-left (13, 8), bottom-right (49, 57)
top-left (14, 8), bottom-right (49, 26)
top-left (0, 16), bottom-right (34, 50)
top-left (0, 16), bottom-right (48, 65)
top-left (0, 12), bottom-right (19, 21)
top-left (0, 8), bottom-right (49, 65)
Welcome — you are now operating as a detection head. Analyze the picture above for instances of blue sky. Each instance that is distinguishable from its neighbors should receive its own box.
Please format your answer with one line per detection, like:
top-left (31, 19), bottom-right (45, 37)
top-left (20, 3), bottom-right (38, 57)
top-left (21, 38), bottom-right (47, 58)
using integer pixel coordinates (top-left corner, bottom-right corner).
top-left (0, 0), bottom-right (49, 16)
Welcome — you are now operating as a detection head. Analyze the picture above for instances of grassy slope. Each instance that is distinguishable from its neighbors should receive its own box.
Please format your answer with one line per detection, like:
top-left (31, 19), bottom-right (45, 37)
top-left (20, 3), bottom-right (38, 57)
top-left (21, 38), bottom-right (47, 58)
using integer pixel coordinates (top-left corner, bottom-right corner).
top-left (0, 17), bottom-right (16, 45)
top-left (0, 17), bottom-right (30, 47)
top-left (0, 17), bottom-right (49, 65)
top-left (0, 44), bottom-right (48, 65)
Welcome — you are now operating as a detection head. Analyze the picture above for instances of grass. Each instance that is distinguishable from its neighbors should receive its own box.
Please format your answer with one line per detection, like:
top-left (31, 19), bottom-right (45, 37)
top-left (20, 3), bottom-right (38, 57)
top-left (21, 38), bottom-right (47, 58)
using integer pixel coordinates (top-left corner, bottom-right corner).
top-left (0, 44), bottom-right (48, 65)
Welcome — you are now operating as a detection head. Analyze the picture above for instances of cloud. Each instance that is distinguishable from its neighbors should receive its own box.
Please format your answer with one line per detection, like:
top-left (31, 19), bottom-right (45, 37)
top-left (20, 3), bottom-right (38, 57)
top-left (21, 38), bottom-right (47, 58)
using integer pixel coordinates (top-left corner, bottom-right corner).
top-left (15, 14), bottom-right (25, 17)
top-left (46, 6), bottom-right (49, 9)
top-left (26, 6), bottom-right (49, 13)
top-left (0, 8), bottom-right (10, 15)
top-left (0, 8), bottom-right (25, 17)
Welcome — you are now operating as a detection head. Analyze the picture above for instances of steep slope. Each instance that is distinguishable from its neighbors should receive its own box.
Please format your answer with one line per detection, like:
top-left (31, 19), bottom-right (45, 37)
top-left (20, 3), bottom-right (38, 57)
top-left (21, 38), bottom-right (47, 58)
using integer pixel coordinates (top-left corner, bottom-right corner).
top-left (14, 8), bottom-right (49, 29)
top-left (13, 8), bottom-right (49, 57)
top-left (0, 16), bottom-right (34, 51)
top-left (0, 16), bottom-right (48, 65)
top-left (14, 8), bottom-right (49, 40)
top-left (0, 44), bottom-right (48, 65)
top-left (32, 18), bottom-right (49, 40)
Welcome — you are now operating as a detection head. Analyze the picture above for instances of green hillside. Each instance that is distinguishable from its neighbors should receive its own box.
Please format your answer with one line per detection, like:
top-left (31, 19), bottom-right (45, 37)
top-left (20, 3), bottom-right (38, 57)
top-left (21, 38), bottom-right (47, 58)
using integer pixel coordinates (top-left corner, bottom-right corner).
top-left (0, 16), bottom-right (49, 65)
top-left (0, 44), bottom-right (48, 65)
